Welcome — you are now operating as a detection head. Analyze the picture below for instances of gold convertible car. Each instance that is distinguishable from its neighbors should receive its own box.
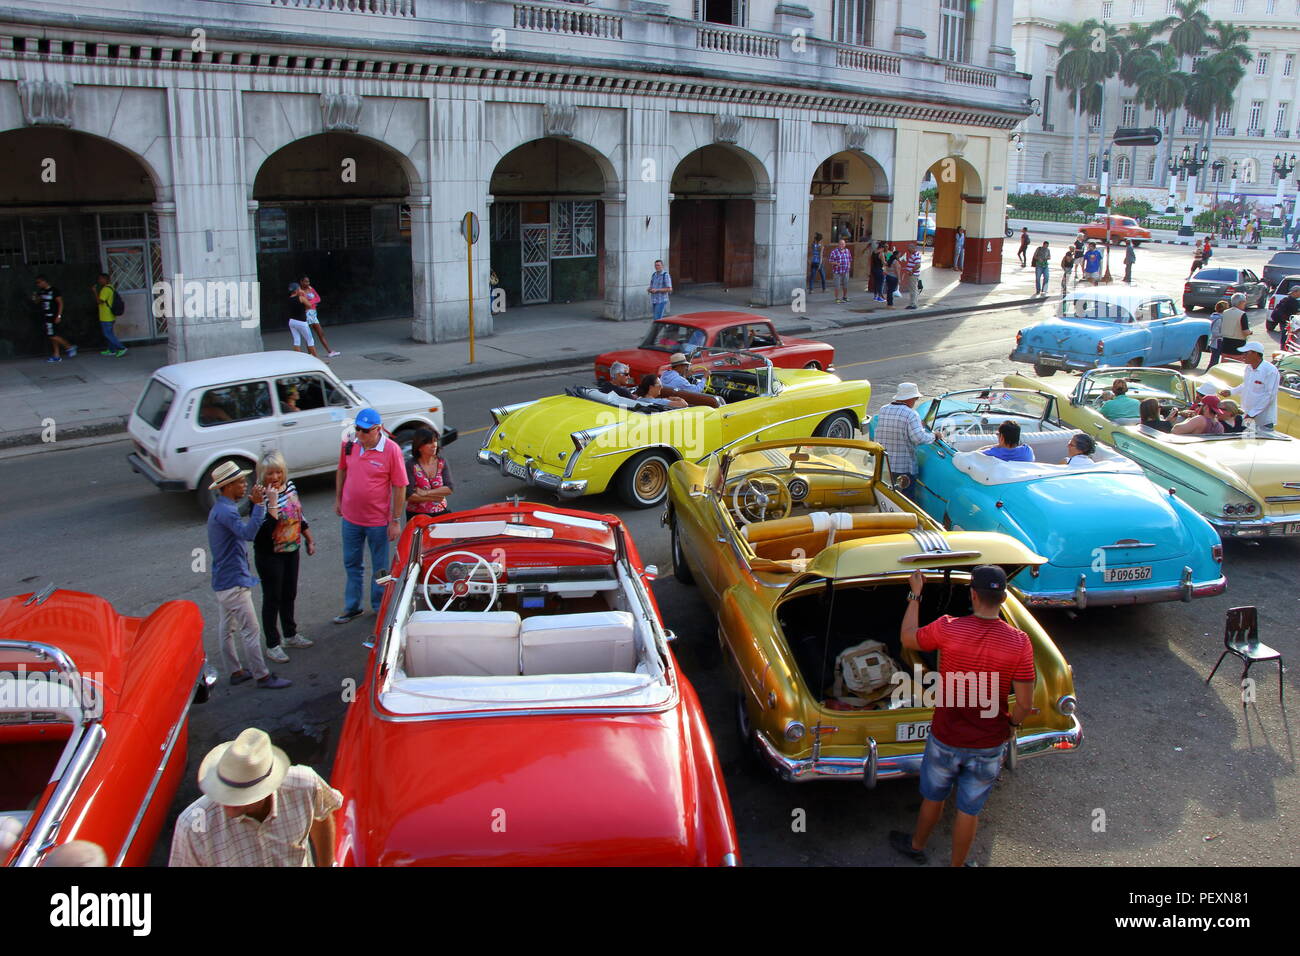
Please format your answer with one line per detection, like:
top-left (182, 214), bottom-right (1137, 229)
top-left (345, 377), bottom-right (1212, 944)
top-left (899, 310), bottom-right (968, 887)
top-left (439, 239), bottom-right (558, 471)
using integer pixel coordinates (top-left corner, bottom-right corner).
top-left (664, 437), bottom-right (1082, 785)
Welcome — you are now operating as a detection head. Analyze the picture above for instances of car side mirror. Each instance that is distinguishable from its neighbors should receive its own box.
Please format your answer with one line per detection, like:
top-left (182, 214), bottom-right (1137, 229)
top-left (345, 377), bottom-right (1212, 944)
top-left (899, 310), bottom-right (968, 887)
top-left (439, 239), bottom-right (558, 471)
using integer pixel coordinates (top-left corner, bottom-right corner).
top-left (643, 564), bottom-right (658, 581)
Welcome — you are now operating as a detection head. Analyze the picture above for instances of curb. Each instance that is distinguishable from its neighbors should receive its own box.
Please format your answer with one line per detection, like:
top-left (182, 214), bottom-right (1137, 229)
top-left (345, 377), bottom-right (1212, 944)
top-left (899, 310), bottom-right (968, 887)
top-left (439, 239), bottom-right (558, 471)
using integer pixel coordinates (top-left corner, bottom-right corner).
top-left (0, 296), bottom-right (1039, 451)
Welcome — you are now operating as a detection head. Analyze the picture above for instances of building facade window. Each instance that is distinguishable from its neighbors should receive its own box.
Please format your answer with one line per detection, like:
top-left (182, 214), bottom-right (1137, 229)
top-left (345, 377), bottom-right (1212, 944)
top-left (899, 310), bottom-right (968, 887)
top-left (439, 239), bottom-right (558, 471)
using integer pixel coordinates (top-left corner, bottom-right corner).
top-left (1154, 108), bottom-right (1166, 128)
top-left (1285, 54), bottom-right (1295, 77)
top-left (1233, 0), bottom-right (1245, 12)
top-left (832, 0), bottom-right (873, 46)
top-left (1132, 0), bottom-right (1145, 15)
top-left (1165, 0), bottom-right (1175, 12)
top-left (1042, 79), bottom-right (1053, 130)
top-left (1277, 103), bottom-right (1291, 134)
top-left (1211, 161), bottom-right (1226, 184)
top-left (1101, 0), bottom-right (1113, 19)
top-left (1087, 154), bottom-right (1098, 179)
top-left (1089, 112), bottom-right (1102, 131)
top-left (1267, 0), bottom-right (1276, 13)
top-left (1241, 159), bottom-right (1258, 184)
top-left (1257, 52), bottom-right (1270, 76)
top-left (1217, 107), bottom-right (1233, 132)
top-left (1116, 155), bottom-right (1131, 182)
top-left (695, 0), bottom-right (748, 26)
top-left (938, 0), bottom-right (969, 63)
top-left (1146, 154), bottom-right (1158, 182)
top-left (1122, 99), bottom-right (1137, 126)
top-left (1249, 100), bottom-right (1264, 131)
top-left (1042, 153), bottom-right (1053, 180)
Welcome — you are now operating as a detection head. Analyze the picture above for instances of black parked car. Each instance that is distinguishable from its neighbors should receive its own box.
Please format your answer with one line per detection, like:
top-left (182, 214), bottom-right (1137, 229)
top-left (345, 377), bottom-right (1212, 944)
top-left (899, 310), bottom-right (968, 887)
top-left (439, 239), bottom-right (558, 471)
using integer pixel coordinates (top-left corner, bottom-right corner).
top-left (1262, 251), bottom-right (1300, 289)
top-left (1181, 267), bottom-right (1269, 312)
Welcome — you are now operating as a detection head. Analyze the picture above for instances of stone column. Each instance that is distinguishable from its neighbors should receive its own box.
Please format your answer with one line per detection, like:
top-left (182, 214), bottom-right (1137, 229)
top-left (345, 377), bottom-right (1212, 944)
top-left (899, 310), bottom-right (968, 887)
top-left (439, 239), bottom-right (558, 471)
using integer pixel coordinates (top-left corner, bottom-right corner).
top-left (988, 0), bottom-right (1017, 72)
top-left (601, 190), bottom-right (631, 320)
top-left (407, 195), bottom-right (437, 342)
top-left (749, 192), bottom-right (778, 307)
top-left (610, 106), bottom-right (670, 322)
top-left (892, 0), bottom-right (928, 57)
top-left (152, 200), bottom-right (182, 365)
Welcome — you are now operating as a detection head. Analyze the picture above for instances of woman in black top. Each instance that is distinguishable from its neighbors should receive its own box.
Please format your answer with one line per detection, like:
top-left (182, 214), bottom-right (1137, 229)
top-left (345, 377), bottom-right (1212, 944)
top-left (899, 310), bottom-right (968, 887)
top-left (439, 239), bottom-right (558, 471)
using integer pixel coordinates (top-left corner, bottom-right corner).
top-left (1140, 399), bottom-right (1173, 433)
top-left (253, 451), bottom-right (315, 660)
top-left (869, 241), bottom-right (887, 301)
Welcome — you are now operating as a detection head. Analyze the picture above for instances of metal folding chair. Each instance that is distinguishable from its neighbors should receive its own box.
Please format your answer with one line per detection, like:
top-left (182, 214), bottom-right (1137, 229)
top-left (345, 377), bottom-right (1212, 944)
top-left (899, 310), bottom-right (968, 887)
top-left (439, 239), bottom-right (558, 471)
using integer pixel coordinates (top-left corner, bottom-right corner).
top-left (1205, 606), bottom-right (1285, 709)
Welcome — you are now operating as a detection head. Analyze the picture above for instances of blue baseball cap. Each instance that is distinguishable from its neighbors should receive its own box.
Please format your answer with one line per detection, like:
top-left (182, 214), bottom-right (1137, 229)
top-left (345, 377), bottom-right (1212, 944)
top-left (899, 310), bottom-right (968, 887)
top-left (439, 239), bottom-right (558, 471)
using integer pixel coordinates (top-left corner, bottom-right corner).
top-left (355, 408), bottom-right (382, 430)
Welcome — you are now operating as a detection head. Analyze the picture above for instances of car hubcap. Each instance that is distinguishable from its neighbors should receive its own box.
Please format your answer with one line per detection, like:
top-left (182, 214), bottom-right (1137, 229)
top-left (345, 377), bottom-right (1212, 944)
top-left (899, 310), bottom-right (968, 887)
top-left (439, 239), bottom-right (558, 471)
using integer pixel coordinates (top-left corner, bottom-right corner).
top-left (828, 418), bottom-right (852, 439)
top-left (636, 460), bottom-right (667, 501)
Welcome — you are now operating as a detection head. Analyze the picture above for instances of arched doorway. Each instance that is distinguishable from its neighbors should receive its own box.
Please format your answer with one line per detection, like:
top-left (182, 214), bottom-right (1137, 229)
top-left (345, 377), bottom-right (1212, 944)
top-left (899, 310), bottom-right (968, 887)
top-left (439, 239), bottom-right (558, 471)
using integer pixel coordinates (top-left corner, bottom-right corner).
top-left (807, 150), bottom-right (888, 286)
top-left (0, 127), bottom-right (160, 357)
top-left (253, 133), bottom-right (413, 330)
top-left (488, 138), bottom-right (609, 309)
top-left (669, 145), bottom-right (763, 289)
top-left (921, 155), bottom-right (985, 277)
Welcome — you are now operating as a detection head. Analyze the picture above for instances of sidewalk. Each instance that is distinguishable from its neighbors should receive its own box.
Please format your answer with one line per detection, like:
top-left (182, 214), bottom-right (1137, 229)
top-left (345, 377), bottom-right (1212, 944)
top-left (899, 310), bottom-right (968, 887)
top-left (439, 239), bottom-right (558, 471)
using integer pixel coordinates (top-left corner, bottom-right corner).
top-left (0, 244), bottom-right (1044, 448)
top-left (1011, 216), bottom-right (1299, 252)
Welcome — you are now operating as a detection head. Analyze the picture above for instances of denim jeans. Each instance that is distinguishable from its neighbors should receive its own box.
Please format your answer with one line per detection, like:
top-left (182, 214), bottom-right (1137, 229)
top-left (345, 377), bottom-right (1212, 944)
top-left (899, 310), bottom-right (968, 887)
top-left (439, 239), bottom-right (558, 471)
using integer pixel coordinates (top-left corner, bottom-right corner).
top-left (918, 733), bottom-right (1006, 816)
top-left (652, 299), bottom-right (668, 321)
top-left (100, 321), bottom-right (125, 350)
top-left (807, 261), bottom-right (826, 291)
top-left (341, 518), bottom-right (389, 613)
top-left (1034, 265), bottom-right (1048, 293)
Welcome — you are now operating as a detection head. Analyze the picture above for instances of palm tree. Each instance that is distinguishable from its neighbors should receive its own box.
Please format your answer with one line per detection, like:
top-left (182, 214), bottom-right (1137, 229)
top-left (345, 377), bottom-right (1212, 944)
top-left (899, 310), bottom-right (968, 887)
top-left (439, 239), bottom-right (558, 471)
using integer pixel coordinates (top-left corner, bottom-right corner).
top-left (1191, 22), bottom-right (1251, 191)
top-left (1056, 20), bottom-right (1099, 186)
top-left (1136, 44), bottom-right (1188, 211)
top-left (1167, 0), bottom-right (1210, 60)
top-left (1116, 22), bottom-right (1169, 196)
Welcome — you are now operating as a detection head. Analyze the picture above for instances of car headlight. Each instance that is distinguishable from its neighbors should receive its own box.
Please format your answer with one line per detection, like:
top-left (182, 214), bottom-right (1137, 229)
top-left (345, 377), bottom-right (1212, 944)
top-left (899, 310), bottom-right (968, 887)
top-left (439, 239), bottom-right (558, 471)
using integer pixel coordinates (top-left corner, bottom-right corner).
top-left (1056, 695), bottom-right (1078, 716)
top-left (784, 720), bottom-right (806, 742)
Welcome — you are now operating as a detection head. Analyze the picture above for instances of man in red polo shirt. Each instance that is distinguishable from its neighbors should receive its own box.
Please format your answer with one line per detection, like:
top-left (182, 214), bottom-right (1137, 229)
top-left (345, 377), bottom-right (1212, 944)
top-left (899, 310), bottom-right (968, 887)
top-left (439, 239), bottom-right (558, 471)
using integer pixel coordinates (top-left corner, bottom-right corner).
top-left (890, 565), bottom-right (1038, 867)
top-left (333, 408), bottom-right (407, 624)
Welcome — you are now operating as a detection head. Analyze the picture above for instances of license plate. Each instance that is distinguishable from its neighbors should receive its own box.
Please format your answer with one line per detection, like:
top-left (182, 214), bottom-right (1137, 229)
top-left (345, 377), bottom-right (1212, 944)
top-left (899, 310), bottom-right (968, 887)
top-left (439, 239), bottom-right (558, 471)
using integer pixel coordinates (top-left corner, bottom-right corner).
top-left (896, 720), bottom-right (931, 743)
top-left (1038, 356), bottom-right (1065, 367)
top-left (1103, 565), bottom-right (1152, 583)
top-left (503, 458), bottom-right (528, 480)
top-left (1286, 522), bottom-right (1300, 535)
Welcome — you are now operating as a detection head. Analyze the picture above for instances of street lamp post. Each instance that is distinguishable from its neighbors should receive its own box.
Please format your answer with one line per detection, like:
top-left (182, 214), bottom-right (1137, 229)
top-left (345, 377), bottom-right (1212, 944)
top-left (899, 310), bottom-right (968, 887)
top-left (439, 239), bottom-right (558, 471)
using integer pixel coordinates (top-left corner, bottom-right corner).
top-left (1228, 162), bottom-right (1240, 239)
top-left (1273, 153), bottom-right (1297, 226)
top-left (1173, 144), bottom-right (1209, 237)
top-left (1210, 160), bottom-right (1225, 237)
top-left (1100, 147), bottom-right (1113, 281)
top-left (1290, 175), bottom-right (1300, 249)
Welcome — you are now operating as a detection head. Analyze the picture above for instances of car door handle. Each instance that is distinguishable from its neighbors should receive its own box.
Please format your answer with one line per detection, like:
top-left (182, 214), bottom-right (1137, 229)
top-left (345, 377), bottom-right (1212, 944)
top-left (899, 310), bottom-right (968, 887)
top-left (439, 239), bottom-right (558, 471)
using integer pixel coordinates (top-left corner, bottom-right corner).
top-left (935, 449), bottom-right (947, 459)
top-left (281, 420), bottom-right (297, 427)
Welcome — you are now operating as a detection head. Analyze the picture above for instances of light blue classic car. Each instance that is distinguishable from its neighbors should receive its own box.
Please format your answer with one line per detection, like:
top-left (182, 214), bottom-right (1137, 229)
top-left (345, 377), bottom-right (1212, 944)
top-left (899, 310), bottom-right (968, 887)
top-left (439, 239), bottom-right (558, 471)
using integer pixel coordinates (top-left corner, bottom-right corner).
top-left (883, 387), bottom-right (1226, 609)
top-left (1010, 287), bottom-right (1212, 377)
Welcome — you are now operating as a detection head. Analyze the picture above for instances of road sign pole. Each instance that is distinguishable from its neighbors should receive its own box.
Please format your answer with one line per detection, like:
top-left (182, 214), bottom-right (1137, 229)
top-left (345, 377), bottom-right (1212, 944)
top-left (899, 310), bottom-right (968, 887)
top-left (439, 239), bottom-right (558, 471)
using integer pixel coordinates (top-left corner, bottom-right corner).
top-left (462, 211), bottom-right (480, 365)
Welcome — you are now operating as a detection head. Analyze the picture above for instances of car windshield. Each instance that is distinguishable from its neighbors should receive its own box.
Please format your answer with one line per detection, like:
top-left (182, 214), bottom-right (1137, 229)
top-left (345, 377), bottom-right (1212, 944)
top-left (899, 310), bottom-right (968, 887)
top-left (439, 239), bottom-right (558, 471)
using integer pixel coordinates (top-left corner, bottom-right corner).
top-left (926, 388), bottom-right (1052, 429)
top-left (717, 442), bottom-right (882, 515)
top-left (1079, 368), bottom-right (1188, 405)
top-left (1194, 269), bottom-right (1237, 281)
top-left (641, 322), bottom-right (707, 353)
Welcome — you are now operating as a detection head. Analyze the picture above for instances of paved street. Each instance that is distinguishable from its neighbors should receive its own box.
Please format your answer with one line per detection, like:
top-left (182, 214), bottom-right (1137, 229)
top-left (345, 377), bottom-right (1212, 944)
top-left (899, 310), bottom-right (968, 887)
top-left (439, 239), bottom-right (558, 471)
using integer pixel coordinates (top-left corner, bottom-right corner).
top-left (3, 242), bottom-right (1294, 866)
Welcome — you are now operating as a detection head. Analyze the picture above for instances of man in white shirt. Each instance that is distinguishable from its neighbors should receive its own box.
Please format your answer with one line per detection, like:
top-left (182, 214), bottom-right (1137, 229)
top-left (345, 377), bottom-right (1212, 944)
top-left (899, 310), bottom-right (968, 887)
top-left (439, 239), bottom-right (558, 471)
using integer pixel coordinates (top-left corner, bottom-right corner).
top-left (660, 352), bottom-right (704, 392)
top-left (873, 382), bottom-right (935, 501)
top-left (1223, 342), bottom-right (1280, 430)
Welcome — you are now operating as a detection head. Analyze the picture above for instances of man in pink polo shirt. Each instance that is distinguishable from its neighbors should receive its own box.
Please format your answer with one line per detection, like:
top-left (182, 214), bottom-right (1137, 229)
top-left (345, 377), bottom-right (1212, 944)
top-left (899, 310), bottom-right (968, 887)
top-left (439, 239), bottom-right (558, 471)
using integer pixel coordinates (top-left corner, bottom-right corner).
top-left (333, 408), bottom-right (407, 624)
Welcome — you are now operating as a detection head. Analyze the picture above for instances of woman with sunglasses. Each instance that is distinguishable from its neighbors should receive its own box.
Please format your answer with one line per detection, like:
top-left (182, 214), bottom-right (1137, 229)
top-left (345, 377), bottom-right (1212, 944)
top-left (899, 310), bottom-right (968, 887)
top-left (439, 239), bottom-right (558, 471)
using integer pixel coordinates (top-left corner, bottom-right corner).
top-left (405, 427), bottom-right (453, 521)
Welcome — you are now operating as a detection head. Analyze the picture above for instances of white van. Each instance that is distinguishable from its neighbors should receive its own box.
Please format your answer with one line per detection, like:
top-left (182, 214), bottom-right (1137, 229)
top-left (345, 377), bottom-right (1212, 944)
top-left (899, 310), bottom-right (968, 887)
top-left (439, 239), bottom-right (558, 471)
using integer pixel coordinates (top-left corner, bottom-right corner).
top-left (127, 351), bottom-right (456, 512)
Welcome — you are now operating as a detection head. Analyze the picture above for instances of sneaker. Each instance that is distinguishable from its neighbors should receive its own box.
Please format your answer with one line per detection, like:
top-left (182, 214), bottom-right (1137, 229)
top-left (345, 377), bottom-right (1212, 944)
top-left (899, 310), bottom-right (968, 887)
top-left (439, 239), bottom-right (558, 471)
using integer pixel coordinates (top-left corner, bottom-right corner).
top-left (100, 349), bottom-right (115, 356)
top-left (265, 645), bottom-right (290, 664)
top-left (229, 669), bottom-right (254, 686)
top-left (257, 673), bottom-right (293, 690)
top-left (66, 345), bottom-right (77, 358)
top-left (46, 356), bottom-right (62, 363)
top-left (114, 348), bottom-right (128, 357)
top-left (333, 608), bottom-right (363, 625)
top-left (282, 634), bottom-right (314, 649)
top-left (327, 350), bottom-right (341, 358)
top-left (906, 304), bottom-right (918, 309)
top-left (874, 296), bottom-right (884, 302)
top-left (889, 830), bottom-right (928, 864)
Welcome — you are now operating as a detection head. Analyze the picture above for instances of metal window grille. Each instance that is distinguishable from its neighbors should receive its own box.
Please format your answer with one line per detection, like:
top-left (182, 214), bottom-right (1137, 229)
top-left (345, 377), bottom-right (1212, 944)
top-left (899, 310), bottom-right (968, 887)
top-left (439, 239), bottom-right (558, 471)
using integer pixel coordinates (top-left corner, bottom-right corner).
top-left (832, 0), bottom-right (872, 46)
top-left (344, 206), bottom-right (371, 247)
top-left (22, 218), bottom-right (62, 264)
top-left (573, 200), bottom-right (596, 256)
top-left (98, 213), bottom-right (148, 240)
top-left (288, 208), bottom-right (316, 251)
top-left (550, 201), bottom-right (573, 258)
top-left (1101, 1), bottom-right (1113, 20)
top-left (491, 202), bottom-right (519, 242)
top-left (938, 0), bottom-right (968, 63)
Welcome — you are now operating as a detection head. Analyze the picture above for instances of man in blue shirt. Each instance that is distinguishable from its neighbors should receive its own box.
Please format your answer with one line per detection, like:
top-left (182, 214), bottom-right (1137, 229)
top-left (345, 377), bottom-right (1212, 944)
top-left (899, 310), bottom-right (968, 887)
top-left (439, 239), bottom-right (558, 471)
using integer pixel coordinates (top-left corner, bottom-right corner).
top-left (1082, 242), bottom-right (1103, 285)
top-left (660, 352), bottom-right (704, 392)
top-left (980, 420), bottom-right (1035, 462)
top-left (647, 260), bottom-right (673, 321)
top-left (207, 460), bottom-right (292, 690)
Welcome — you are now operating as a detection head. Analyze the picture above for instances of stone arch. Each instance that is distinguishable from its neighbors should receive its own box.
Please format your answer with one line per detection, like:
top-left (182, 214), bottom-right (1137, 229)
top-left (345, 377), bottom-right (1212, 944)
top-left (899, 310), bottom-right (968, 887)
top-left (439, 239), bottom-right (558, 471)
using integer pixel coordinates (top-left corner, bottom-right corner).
top-left (920, 154), bottom-right (985, 270)
top-left (668, 143), bottom-right (769, 288)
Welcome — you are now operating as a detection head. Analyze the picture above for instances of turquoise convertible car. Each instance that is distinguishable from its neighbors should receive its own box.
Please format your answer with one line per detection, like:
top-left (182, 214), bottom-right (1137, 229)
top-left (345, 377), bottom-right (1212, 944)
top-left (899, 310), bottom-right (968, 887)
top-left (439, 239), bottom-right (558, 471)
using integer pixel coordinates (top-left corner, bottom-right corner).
top-left (1010, 287), bottom-right (1212, 377)
top-left (883, 387), bottom-right (1226, 610)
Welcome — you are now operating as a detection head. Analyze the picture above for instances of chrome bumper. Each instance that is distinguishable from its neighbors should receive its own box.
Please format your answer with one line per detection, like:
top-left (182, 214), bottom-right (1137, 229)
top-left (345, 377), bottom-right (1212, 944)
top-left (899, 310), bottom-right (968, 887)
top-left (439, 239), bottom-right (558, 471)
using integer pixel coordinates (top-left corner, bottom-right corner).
top-left (753, 715), bottom-right (1083, 784)
top-left (1210, 514), bottom-right (1300, 538)
top-left (126, 452), bottom-right (187, 492)
top-left (476, 449), bottom-right (587, 498)
top-left (1019, 571), bottom-right (1226, 609)
top-left (1008, 349), bottom-right (1097, 372)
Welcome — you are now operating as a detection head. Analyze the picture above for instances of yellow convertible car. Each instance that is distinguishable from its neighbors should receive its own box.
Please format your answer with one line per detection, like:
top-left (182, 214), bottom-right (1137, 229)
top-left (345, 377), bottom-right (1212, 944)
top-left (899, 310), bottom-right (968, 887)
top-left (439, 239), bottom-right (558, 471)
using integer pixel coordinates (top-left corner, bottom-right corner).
top-left (665, 437), bottom-right (1082, 785)
top-left (1202, 351), bottom-right (1300, 439)
top-left (478, 349), bottom-right (871, 507)
top-left (1006, 366), bottom-right (1300, 539)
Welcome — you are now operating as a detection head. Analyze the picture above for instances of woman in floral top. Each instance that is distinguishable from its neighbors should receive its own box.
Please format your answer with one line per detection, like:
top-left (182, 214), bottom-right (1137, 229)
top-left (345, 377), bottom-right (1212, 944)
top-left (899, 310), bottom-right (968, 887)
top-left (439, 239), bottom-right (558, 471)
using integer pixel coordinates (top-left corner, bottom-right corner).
top-left (254, 451), bottom-right (315, 663)
top-left (405, 428), bottom-right (453, 521)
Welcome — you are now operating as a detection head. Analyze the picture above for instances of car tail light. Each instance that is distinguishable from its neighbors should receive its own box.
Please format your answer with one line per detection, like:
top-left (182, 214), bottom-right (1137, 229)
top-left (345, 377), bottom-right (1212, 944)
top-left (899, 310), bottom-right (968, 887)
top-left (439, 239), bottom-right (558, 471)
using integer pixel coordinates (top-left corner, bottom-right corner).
top-left (1016, 331), bottom-right (1023, 346)
top-left (1097, 340), bottom-right (1106, 354)
top-left (1224, 286), bottom-right (1236, 294)
top-left (1212, 544), bottom-right (1223, 562)
top-left (1183, 282), bottom-right (1192, 293)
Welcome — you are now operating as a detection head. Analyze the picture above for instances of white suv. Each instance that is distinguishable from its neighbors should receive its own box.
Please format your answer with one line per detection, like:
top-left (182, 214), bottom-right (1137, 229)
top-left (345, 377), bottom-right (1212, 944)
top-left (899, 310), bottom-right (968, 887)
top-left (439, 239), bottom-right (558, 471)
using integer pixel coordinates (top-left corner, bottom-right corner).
top-left (127, 351), bottom-right (456, 512)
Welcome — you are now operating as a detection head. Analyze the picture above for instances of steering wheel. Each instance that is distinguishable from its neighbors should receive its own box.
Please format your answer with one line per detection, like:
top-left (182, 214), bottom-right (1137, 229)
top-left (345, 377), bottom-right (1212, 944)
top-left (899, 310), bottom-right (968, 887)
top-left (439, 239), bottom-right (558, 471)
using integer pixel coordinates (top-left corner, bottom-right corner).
top-left (731, 472), bottom-right (793, 523)
top-left (421, 550), bottom-right (499, 612)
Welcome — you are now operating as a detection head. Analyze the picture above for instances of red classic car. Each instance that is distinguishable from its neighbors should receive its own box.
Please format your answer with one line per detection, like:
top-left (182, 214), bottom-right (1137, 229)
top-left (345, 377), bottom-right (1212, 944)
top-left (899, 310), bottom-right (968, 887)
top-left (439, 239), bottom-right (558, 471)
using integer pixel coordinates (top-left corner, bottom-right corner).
top-left (595, 311), bottom-right (835, 382)
top-left (1, 587), bottom-right (211, 867)
top-left (330, 502), bottom-right (740, 866)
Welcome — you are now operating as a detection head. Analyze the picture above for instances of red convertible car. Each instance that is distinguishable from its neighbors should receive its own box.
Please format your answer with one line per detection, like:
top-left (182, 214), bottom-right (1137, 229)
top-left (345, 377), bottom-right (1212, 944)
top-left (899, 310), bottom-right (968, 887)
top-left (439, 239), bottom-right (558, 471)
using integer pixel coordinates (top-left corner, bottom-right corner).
top-left (595, 311), bottom-right (835, 382)
top-left (1, 587), bottom-right (211, 867)
top-left (330, 501), bottom-right (740, 866)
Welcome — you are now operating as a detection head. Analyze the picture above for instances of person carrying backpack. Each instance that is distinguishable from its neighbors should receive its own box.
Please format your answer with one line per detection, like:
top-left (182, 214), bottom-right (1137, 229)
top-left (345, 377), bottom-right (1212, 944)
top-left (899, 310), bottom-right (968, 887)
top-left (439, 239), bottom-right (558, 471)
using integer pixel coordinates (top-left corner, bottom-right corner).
top-left (93, 272), bottom-right (127, 357)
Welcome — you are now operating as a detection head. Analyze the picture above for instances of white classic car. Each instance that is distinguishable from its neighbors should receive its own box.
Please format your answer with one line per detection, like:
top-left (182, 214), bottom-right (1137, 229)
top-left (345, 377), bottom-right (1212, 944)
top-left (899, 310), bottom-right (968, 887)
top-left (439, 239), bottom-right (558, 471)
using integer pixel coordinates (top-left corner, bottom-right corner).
top-left (127, 351), bottom-right (456, 511)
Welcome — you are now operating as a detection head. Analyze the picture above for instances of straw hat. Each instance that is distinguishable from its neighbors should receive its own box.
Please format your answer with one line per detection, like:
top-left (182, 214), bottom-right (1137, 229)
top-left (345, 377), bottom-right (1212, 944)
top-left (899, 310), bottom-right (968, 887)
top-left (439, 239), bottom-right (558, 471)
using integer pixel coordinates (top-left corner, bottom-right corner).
top-left (207, 459), bottom-right (252, 490)
top-left (198, 728), bottom-right (289, 807)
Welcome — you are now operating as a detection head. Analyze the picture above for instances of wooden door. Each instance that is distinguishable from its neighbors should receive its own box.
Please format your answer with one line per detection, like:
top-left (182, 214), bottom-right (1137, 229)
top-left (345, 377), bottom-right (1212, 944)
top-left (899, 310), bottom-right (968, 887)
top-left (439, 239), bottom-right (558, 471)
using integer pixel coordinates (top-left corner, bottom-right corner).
top-left (670, 200), bottom-right (723, 285)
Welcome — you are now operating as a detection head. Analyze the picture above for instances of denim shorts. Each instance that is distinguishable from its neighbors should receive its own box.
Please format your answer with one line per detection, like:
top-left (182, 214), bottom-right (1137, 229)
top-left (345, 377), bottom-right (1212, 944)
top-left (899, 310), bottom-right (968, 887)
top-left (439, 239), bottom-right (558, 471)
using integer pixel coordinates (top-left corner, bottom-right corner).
top-left (918, 733), bottom-right (1006, 815)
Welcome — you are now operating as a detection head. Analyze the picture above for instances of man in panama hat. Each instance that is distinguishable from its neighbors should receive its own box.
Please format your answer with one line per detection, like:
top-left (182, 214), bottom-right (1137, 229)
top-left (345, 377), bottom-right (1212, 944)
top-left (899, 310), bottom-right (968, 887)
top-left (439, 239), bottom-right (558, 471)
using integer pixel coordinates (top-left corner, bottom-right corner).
top-left (207, 461), bottom-right (292, 689)
top-left (169, 728), bottom-right (342, 866)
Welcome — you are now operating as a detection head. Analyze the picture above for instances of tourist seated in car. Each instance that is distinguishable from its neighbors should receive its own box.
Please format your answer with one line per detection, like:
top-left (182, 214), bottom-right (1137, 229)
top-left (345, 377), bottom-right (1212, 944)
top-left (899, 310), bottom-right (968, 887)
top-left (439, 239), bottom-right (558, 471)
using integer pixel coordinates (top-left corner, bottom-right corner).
top-left (980, 420), bottom-right (1035, 462)
top-left (1101, 378), bottom-right (1142, 419)
top-left (661, 352), bottom-right (705, 393)
top-left (1061, 432), bottom-right (1097, 466)
top-left (1220, 399), bottom-right (1245, 433)
top-left (1140, 398), bottom-right (1174, 433)
top-left (1171, 404), bottom-right (1225, 435)
top-left (635, 373), bottom-right (687, 409)
top-left (199, 394), bottom-right (234, 425)
top-left (598, 361), bottom-right (638, 399)
top-left (280, 385), bottom-right (301, 413)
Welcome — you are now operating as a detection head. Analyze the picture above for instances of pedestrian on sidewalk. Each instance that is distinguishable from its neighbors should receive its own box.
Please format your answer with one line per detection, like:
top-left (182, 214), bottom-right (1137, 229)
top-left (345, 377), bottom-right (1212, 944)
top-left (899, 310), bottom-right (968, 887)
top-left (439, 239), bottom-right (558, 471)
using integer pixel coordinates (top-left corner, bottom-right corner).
top-left (405, 427), bottom-right (454, 521)
top-left (900, 243), bottom-right (922, 309)
top-left (287, 283), bottom-right (320, 358)
top-left (1188, 243), bottom-right (1205, 277)
top-left (206, 461), bottom-right (292, 690)
top-left (1072, 233), bottom-right (1086, 280)
top-left (32, 277), bottom-right (76, 364)
top-left (889, 565), bottom-right (1037, 868)
top-left (1122, 239), bottom-right (1136, 284)
top-left (92, 273), bottom-right (127, 357)
top-left (868, 240), bottom-right (886, 300)
top-left (887, 247), bottom-right (906, 307)
top-left (1059, 247), bottom-right (1075, 295)
top-left (953, 227), bottom-right (966, 273)
top-left (253, 451), bottom-right (315, 665)
top-left (334, 408), bottom-right (408, 625)
top-left (1017, 227), bottom-right (1030, 267)
top-left (1206, 300), bottom-right (1228, 369)
top-left (1082, 242), bottom-right (1103, 285)
top-left (828, 238), bottom-right (852, 303)
top-left (168, 728), bottom-right (342, 867)
top-left (299, 276), bottom-right (340, 358)
top-left (1031, 241), bottom-right (1050, 295)
top-left (807, 233), bottom-right (827, 292)
top-left (1201, 236), bottom-right (1214, 267)
top-left (1218, 293), bottom-right (1251, 357)
top-left (648, 260), bottom-right (673, 320)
